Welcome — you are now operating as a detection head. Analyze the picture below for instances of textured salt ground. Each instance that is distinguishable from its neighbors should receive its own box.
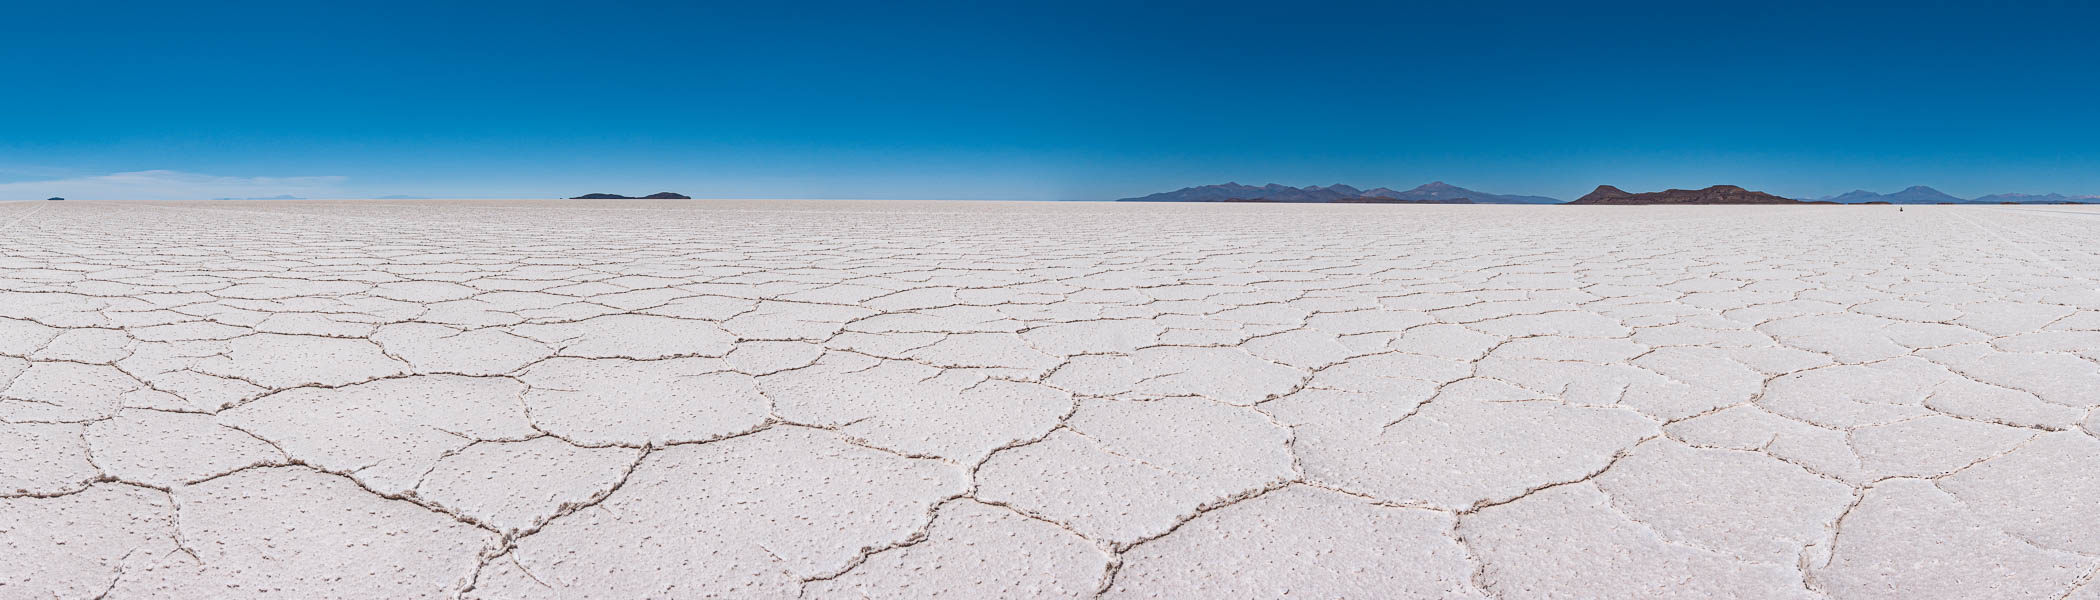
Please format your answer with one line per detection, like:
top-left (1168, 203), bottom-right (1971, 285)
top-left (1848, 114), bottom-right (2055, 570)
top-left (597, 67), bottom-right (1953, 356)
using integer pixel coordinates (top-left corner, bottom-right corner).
top-left (2, 199), bottom-right (2099, 599)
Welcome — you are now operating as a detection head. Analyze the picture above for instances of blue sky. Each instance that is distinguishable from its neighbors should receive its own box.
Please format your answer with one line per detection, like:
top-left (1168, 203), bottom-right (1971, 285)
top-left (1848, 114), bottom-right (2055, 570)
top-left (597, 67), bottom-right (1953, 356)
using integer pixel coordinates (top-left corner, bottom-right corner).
top-left (5, 1), bottom-right (2099, 200)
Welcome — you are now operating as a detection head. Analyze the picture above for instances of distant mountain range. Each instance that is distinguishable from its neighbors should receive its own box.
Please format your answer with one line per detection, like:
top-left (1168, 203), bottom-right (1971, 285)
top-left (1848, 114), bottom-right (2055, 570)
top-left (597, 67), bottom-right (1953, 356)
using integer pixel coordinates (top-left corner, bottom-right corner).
top-left (1814, 186), bottom-right (2099, 204)
top-left (1117, 182), bottom-right (1560, 204)
top-left (1121, 182), bottom-right (2097, 205)
top-left (1818, 186), bottom-right (1966, 204)
top-left (1973, 192), bottom-right (2100, 204)
top-left (1569, 185), bottom-right (1822, 205)
top-left (1221, 194), bottom-right (1472, 204)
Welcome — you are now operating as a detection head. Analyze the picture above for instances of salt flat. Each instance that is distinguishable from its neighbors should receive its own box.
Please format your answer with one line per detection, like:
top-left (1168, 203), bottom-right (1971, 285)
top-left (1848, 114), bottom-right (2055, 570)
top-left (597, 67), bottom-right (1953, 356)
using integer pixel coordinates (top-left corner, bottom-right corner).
top-left (3, 199), bottom-right (2099, 599)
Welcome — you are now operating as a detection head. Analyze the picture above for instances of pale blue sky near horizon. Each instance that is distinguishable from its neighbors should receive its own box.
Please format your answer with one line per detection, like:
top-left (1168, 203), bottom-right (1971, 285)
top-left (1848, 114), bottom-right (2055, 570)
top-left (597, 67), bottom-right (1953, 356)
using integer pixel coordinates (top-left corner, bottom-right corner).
top-left (5, 1), bottom-right (2100, 201)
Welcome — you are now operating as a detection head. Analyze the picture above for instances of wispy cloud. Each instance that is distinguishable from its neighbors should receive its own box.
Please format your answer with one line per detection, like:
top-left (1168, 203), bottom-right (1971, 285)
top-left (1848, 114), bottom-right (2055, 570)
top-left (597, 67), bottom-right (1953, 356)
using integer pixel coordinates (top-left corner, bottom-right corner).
top-left (0, 170), bottom-right (348, 200)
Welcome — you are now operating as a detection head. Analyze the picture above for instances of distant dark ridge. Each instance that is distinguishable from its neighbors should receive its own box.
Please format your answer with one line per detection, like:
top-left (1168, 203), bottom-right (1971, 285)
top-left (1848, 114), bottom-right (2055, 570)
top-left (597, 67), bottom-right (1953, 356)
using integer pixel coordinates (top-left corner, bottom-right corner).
top-left (1334, 196), bottom-right (1471, 204)
top-left (1130, 183), bottom-right (2100, 205)
top-left (1818, 187), bottom-right (2100, 204)
top-left (1216, 196), bottom-right (1474, 204)
top-left (1971, 192), bottom-right (2100, 204)
top-left (570, 192), bottom-right (691, 199)
top-left (1119, 182), bottom-right (1553, 204)
top-left (1567, 185), bottom-right (1827, 205)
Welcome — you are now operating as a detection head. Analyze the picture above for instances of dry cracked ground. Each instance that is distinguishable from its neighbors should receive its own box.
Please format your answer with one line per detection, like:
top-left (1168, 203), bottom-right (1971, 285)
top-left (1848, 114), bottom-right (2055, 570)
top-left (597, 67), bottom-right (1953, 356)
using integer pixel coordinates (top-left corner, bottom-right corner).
top-left (3, 199), bottom-right (2099, 599)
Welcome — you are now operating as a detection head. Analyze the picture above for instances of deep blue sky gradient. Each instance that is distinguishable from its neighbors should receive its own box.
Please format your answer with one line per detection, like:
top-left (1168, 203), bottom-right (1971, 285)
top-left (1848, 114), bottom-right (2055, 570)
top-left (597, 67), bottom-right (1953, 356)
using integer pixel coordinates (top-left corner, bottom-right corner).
top-left (5, 1), bottom-right (2100, 200)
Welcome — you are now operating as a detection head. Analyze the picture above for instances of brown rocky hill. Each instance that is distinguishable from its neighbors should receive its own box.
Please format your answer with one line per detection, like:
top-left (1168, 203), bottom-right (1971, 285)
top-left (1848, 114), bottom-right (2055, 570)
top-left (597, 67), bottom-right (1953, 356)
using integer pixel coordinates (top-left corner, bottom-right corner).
top-left (1567, 185), bottom-right (1827, 205)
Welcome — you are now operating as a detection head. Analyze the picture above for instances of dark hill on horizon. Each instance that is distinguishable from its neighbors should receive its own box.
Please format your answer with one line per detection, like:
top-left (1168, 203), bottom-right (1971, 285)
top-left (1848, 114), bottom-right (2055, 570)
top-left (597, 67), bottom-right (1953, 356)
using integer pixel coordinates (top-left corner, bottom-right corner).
top-left (1568, 185), bottom-right (1824, 205)
top-left (571, 192), bottom-right (692, 199)
top-left (1118, 182), bottom-right (1557, 204)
